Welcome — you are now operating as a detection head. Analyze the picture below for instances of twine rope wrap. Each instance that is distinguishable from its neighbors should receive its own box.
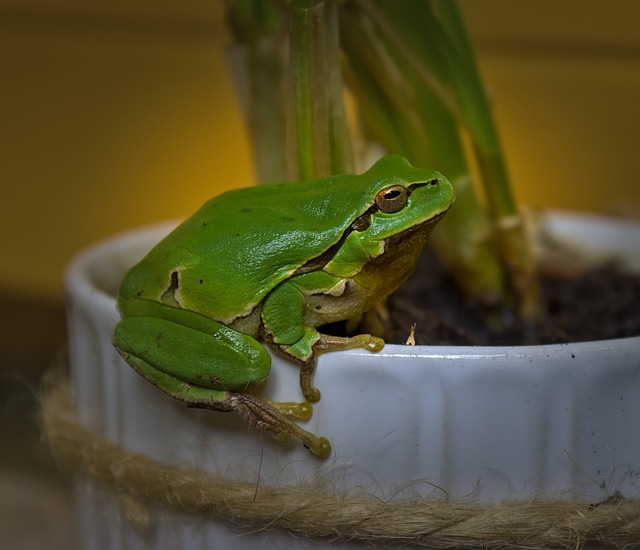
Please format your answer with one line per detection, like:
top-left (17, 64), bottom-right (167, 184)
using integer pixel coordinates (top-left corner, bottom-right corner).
top-left (42, 378), bottom-right (640, 549)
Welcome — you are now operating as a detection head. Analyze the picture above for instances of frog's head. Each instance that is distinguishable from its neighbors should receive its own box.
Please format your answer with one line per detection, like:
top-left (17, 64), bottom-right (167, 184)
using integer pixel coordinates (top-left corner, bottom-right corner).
top-left (356, 154), bottom-right (455, 245)
top-left (319, 155), bottom-right (454, 284)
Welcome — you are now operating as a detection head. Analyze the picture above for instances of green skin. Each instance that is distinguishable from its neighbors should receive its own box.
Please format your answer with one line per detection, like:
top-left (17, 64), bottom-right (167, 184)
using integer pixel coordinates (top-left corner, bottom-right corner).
top-left (113, 155), bottom-right (454, 457)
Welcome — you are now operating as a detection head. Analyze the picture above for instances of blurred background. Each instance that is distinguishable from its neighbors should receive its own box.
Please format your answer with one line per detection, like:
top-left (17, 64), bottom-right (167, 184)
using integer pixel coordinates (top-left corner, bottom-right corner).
top-left (1, 0), bottom-right (639, 547)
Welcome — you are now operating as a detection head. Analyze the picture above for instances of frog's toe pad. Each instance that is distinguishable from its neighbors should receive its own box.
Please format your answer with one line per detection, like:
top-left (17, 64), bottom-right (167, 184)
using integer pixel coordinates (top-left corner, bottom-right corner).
top-left (306, 437), bottom-right (331, 458)
top-left (303, 386), bottom-right (321, 403)
top-left (364, 336), bottom-right (385, 352)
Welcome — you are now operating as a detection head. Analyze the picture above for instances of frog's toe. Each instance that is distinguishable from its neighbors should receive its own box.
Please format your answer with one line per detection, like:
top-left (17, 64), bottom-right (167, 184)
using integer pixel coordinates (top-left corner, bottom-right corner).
top-left (306, 436), bottom-right (331, 459)
top-left (364, 336), bottom-right (385, 352)
top-left (292, 401), bottom-right (313, 420)
top-left (303, 385), bottom-right (321, 403)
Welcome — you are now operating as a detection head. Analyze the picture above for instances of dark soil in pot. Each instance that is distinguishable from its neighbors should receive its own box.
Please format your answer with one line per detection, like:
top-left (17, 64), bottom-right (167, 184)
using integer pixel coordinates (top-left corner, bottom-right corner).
top-left (385, 246), bottom-right (640, 346)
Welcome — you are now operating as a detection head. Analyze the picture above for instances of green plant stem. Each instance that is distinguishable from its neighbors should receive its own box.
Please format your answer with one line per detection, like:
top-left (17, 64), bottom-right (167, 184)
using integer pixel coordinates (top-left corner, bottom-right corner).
top-left (289, 0), bottom-right (353, 181)
top-left (433, 0), bottom-right (542, 317)
top-left (432, 1), bottom-right (514, 217)
top-left (475, 147), bottom-right (541, 318)
top-left (224, 0), bottom-right (288, 183)
top-left (350, 0), bottom-right (460, 123)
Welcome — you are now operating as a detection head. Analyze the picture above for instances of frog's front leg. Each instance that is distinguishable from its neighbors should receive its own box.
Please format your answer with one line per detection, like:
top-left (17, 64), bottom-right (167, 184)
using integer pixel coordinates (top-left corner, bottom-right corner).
top-left (299, 332), bottom-right (384, 401)
top-left (261, 272), bottom-right (384, 402)
top-left (113, 313), bottom-right (330, 457)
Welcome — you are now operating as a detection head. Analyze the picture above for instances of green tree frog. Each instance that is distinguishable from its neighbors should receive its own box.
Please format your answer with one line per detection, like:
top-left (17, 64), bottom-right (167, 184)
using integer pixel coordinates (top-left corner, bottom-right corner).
top-left (113, 155), bottom-right (454, 457)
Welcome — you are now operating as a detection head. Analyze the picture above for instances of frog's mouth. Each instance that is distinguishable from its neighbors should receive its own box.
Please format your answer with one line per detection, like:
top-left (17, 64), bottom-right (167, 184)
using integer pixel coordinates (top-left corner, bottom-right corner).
top-left (382, 207), bottom-right (451, 248)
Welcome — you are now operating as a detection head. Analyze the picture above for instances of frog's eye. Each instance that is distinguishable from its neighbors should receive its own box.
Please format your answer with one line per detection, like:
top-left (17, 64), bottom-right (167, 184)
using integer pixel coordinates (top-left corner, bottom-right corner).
top-left (375, 185), bottom-right (408, 213)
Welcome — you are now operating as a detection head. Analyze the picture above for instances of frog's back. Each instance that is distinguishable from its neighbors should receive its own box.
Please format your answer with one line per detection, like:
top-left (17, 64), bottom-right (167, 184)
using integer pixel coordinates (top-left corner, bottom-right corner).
top-left (127, 174), bottom-right (370, 323)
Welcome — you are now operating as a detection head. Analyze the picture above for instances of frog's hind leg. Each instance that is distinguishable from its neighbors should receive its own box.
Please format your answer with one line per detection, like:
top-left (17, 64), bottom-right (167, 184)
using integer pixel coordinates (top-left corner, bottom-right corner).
top-left (114, 314), bottom-right (331, 458)
top-left (119, 353), bottom-right (330, 458)
top-left (192, 392), bottom-right (330, 458)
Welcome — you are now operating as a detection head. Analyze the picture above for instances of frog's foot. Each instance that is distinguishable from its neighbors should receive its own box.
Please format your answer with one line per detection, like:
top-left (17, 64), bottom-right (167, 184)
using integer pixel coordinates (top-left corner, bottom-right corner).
top-left (228, 393), bottom-right (331, 458)
top-left (299, 333), bottom-right (386, 404)
top-left (227, 393), bottom-right (330, 458)
top-left (316, 333), bottom-right (385, 354)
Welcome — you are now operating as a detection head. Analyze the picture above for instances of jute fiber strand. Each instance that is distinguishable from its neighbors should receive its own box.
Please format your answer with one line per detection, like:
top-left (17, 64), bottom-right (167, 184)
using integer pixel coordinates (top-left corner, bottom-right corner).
top-left (41, 378), bottom-right (640, 549)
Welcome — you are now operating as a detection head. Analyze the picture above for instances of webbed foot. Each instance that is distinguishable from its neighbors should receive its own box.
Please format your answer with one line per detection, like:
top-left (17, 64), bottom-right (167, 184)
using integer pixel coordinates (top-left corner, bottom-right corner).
top-left (186, 391), bottom-right (330, 457)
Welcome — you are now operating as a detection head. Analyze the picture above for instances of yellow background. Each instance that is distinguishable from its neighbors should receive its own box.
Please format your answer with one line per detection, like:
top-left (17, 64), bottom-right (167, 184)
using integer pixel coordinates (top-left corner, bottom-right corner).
top-left (2, 0), bottom-right (640, 304)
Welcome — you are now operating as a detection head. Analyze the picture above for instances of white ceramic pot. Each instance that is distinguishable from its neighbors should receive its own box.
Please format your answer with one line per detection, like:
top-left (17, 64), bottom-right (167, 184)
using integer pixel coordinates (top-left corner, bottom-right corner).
top-left (65, 210), bottom-right (640, 549)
